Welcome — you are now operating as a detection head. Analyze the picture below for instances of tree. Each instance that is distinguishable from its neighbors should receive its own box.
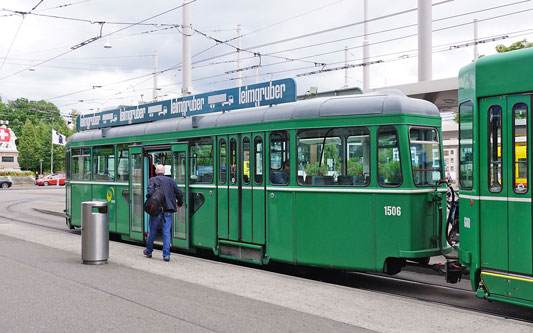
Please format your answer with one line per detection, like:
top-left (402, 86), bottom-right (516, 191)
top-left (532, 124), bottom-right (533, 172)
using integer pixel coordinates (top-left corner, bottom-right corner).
top-left (18, 120), bottom-right (38, 171)
top-left (495, 39), bottom-right (533, 53)
top-left (4, 99), bottom-right (63, 138)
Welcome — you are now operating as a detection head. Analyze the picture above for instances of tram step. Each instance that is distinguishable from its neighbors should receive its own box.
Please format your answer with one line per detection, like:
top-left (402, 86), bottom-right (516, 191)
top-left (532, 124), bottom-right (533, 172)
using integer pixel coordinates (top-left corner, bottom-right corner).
top-left (219, 240), bottom-right (263, 264)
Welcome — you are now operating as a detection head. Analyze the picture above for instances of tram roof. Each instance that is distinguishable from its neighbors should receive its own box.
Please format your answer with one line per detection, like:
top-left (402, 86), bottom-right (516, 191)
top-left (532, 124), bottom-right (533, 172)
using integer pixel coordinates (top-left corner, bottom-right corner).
top-left (69, 90), bottom-right (439, 144)
top-left (459, 47), bottom-right (533, 99)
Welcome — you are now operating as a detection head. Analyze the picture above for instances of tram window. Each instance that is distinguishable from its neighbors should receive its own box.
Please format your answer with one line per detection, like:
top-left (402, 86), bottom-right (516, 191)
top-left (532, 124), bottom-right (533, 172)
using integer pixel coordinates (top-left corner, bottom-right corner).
top-left (72, 148), bottom-right (91, 181)
top-left (242, 137), bottom-right (250, 184)
top-left (378, 126), bottom-right (402, 187)
top-left (254, 136), bottom-right (263, 185)
top-left (219, 139), bottom-right (227, 184)
top-left (230, 138), bottom-right (237, 184)
top-left (488, 105), bottom-right (503, 193)
top-left (93, 145), bottom-right (115, 181)
top-left (65, 150), bottom-right (71, 180)
top-left (116, 144), bottom-right (129, 181)
top-left (513, 103), bottom-right (528, 194)
top-left (409, 127), bottom-right (442, 186)
top-left (297, 127), bottom-right (370, 186)
top-left (270, 131), bottom-right (290, 185)
top-left (459, 101), bottom-right (474, 190)
top-left (190, 137), bottom-right (213, 184)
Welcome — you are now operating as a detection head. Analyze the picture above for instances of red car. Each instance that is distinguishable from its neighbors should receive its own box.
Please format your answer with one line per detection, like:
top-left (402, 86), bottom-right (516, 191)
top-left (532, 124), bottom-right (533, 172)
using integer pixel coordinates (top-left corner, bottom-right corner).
top-left (36, 174), bottom-right (65, 186)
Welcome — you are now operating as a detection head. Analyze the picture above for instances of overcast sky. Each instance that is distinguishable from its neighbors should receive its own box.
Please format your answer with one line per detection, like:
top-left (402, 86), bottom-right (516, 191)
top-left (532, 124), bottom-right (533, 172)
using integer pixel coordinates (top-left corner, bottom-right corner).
top-left (1, 0), bottom-right (532, 116)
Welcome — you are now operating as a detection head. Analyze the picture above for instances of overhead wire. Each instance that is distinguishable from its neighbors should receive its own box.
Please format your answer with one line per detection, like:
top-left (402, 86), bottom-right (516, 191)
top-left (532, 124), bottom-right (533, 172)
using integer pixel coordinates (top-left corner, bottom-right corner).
top-left (10, 0), bottom-right (533, 109)
top-left (0, 16), bottom-right (25, 74)
top-left (0, 0), bottom-right (198, 82)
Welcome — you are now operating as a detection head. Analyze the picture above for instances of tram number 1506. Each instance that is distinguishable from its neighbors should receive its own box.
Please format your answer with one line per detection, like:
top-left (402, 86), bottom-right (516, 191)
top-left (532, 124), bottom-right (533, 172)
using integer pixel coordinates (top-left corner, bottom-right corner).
top-left (384, 206), bottom-right (402, 216)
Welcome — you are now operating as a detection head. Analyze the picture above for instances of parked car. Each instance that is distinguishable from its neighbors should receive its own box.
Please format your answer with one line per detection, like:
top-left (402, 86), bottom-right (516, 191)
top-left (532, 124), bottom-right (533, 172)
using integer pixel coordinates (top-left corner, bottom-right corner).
top-left (0, 178), bottom-right (12, 189)
top-left (36, 174), bottom-right (65, 186)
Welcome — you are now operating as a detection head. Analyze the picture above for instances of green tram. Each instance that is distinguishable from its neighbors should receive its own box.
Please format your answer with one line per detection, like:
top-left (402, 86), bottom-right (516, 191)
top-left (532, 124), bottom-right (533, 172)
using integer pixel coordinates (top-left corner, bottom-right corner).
top-left (66, 90), bottom-right (447, 274)
top-left (456, 48), bottom-right (533, 308)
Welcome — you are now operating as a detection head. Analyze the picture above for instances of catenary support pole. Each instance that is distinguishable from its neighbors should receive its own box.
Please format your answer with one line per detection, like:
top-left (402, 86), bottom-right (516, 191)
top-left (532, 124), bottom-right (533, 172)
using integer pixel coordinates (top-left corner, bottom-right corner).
top-left (362, 0), bottom-right (370, 91)
top-left (344, 46), bottom-right (349, 88)
top-left (153, 50), bottom-right (158, 102)
top-left (236, 24), bottom-right (242, 87)
top-left (182, 0), bottom-right (192, 96)
top-left (418, 0), bottom-right (432, 81)
top-left (474, 19), bottom-right (479, 61)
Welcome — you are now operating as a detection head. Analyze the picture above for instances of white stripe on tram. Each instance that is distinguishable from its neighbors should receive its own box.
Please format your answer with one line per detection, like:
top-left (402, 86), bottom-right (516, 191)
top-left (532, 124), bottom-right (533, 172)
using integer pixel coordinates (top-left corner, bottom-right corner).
top-left (70, 181), bottom-right (128, 186)
top-left (460, 194), bottom-right (531, 203)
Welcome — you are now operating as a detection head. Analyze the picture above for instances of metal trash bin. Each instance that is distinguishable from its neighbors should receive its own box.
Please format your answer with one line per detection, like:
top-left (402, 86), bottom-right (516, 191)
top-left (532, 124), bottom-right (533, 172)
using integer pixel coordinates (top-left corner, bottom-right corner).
top-left (81, 201), bottom-right (109, 265)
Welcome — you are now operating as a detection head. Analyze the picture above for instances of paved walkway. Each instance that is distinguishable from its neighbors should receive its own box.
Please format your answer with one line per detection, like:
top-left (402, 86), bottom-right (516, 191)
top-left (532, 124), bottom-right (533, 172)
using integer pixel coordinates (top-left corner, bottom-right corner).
top-left (0, 219), bottom-right (530, 332)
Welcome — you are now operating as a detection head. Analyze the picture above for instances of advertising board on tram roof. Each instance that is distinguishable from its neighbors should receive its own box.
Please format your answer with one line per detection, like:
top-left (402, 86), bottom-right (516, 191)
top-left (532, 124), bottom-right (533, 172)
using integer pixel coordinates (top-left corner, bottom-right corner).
top-left (77, 78), bottom-right (297, 131)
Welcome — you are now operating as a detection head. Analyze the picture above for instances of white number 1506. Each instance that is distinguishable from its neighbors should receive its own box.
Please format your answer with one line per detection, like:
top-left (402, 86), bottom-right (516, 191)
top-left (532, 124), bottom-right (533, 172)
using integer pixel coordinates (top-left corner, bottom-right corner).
top-left (384, 206), bottom-right (401, 216)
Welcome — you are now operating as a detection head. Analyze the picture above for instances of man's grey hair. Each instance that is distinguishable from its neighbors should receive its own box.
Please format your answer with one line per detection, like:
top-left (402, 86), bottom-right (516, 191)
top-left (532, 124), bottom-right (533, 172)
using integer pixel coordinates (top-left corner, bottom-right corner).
top-left (156, 164), bottom-right (165, 173)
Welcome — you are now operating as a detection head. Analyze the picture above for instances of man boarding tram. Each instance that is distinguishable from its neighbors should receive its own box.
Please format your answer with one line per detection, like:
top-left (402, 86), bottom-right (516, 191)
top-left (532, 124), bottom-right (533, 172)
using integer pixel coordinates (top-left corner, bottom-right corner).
top-left (143, 164), bottom-right (184, 261)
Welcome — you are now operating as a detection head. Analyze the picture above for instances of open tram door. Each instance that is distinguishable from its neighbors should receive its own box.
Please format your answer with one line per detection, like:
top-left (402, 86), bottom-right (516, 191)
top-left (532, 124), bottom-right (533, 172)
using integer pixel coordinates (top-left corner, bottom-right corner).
top-left (171, 143), bottom-right (190, 249)
top-left (128, 146), bottom-right (145, 242)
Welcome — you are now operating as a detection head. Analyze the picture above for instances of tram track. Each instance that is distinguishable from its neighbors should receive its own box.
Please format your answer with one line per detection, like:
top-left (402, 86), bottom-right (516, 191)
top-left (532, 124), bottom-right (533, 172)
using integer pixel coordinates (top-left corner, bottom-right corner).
top-left (1, 195), bottom-right (531, 323)
top-left (0, 198), bottom-right (77, 235)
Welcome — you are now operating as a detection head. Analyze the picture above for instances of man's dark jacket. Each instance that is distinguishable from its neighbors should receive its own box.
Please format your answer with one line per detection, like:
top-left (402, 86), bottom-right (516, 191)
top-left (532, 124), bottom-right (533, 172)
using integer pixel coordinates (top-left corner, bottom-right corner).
top-left (146, 173), bottom-right (184, 212)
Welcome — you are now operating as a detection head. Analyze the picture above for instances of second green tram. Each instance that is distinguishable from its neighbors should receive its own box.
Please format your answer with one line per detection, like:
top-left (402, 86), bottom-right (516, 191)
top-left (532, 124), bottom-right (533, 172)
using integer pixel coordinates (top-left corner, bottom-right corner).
top-left (456, 48), bottom-right (533, 308)
top-left (66, 90), bottom-right (448, 274)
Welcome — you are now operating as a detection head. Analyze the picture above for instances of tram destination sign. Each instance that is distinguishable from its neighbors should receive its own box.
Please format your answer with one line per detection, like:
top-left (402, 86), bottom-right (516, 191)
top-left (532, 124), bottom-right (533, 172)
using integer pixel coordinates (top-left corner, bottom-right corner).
top-left (77, 78), bottom-right (296, 131)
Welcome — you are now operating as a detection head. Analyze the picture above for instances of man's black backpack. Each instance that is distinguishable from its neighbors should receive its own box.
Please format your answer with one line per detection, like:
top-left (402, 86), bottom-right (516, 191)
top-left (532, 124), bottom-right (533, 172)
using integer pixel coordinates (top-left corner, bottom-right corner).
top-left (143, 178), bottom-right (165, 217)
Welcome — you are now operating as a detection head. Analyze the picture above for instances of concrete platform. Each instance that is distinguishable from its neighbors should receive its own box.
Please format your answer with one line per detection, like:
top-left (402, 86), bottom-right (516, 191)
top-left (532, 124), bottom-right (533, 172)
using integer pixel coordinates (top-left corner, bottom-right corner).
top-left (0, 220), bottom-right (531, 332)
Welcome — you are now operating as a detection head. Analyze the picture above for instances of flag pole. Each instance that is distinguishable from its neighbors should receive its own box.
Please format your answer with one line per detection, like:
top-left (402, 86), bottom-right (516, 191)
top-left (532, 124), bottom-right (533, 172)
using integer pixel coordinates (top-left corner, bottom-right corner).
top-left (51, 134), bottom-right (53, 174)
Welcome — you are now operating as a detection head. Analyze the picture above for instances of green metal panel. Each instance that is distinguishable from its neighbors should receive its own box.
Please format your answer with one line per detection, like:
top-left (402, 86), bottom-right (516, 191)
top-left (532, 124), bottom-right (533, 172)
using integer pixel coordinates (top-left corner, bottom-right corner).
top-left (294, 191), bottom-right (374, 269)
top-left (458, 196), bottom-right (482, 291)
top-left (217, 136), bottom-right (229, 239)
top-left (128, 146), bottom-right (144, 241)
top-left (479, 97), bottom-right (509, 271)
top-left (91, 184), bottom-right (116, 232)
top-left (115, 184), bottom-right (129, 234)
top-left (506, 95), bottom-right (532, 275)
top-left (267, 190), bottom-right (295, 263)
top-left (476, 48), bottom-right (533, 98)
top-left (456, 75), bottom-right (482, 290)
top-left (71, 184), bottom-right (91, 227)
top-left (228, 135), bottom-right (240, 241)
top-left (189, 187), bottom-right (215, 249)
top-left (241, 133), bottom-right (253, 243)
top-left (481, 271), bottom-right (533, 308)
top-left (171, 143), bottom-right (189, 249)
top-left (252, 132), bottom-right (266, 245)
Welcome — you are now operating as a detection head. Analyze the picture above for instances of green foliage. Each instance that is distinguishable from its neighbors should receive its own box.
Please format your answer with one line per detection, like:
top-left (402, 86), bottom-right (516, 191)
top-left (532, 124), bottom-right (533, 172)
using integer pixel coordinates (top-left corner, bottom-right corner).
top-left (0, 170), bottom-right (34, 176)
top-left (323, 143), bottom-right (341, 172)
top-left (495, 39), bottom-right (533, 53)
top-left (378, 148), bottom-right (401, 184)
top-left (304, 162), bottom-right (328, 176)
top-left (380, 160), bottom-right (401, 184)
top-left (347, 158), bottom-right (363, 176)
top-left (0, 98), bottom-right (73, 172)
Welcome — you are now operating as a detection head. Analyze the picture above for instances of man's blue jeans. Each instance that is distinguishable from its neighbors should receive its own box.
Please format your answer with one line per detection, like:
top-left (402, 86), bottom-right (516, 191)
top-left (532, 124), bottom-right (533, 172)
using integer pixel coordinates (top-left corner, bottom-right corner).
top-left (145, 211), bottom-right (172, 258)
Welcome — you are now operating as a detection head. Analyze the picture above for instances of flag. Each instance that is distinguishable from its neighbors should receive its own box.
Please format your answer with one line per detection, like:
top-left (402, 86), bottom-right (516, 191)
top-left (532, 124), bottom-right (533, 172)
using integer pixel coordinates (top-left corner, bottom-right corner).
top-left (52, 129), bottom-right (66, 146)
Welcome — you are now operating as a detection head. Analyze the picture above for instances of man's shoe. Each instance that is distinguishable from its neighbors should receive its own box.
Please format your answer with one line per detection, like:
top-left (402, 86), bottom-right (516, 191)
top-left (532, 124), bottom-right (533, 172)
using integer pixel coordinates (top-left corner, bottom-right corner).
top-left (143, 250), bottom-right (152, 258)
top-left (163, 256), bottom-right (170, 262)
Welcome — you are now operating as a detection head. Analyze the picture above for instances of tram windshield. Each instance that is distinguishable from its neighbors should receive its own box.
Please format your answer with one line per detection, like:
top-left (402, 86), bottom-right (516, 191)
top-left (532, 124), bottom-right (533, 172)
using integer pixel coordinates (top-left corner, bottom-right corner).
top-left (409, 127), bottom-right (442, 186)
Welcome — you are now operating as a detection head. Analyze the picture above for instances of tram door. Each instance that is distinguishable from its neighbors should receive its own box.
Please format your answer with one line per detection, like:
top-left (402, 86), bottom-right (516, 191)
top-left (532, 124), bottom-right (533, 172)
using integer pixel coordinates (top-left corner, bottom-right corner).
top-left (479, 95), bottom-right (532, 275)
top-left (171, 143), bottom-right (190, 249)
top-left (128, 146), bottom-right (144, 241)
top-left (228, 135), bottom-right (240, 240)
top-left (217, 133), bottom-right (265, 244)
top-left (216, 135), bottom-right (240, 241)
